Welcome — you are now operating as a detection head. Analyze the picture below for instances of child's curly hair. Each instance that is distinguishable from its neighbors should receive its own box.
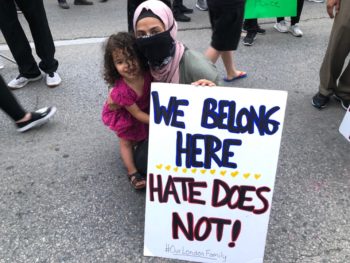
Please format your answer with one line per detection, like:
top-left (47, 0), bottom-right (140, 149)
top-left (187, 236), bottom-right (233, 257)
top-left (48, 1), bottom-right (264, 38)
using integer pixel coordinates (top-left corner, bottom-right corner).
top-left (103, 32), bottom-right (148, 86)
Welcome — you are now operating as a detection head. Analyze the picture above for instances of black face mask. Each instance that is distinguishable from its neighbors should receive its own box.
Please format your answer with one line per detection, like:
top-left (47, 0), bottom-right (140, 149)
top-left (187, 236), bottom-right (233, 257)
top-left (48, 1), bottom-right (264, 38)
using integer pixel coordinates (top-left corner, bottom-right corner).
top-left (136, 25), bottom-right (175, 68)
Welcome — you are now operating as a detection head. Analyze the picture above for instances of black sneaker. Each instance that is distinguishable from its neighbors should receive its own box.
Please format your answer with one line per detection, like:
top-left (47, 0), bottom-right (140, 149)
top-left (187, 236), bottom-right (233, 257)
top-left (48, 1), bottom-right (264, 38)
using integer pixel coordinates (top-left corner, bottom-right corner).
top-left (58, 0), bottom-right (70, 9)
top-left (257, 26), bottom-right (266, 34)
top-left (179, 4), bottom-right (193, 14)
top-left (311, 92), bottom-right (330, 109)
top-left (174, 12), bottom-right (191, 22)
top-left (16, 107), bottom-right (57, 132)
top-left (243, 32), bottom-right (257, 46)
top-left (242, 25), bottom-right (266, 34)
top-left (333, 94), bottom-right (350, 110)
top-left (74, 0), bottom-right (93, 5)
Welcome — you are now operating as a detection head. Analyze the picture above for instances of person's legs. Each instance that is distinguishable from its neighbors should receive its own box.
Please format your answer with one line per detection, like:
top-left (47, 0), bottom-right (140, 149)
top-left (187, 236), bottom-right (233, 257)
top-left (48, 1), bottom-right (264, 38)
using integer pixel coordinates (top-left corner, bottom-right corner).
top-left (275, 17), bottom-right (288, 33)
top-left (243, 19), bottom-right (258, 32)
top-left (127, 0), bottom-right (145, 32)
top-left (291, 0), bottom-right (304, 25)
top-left (319, 2), bottom-right (350, 97)
top-left (221, 51), bottom-right (237, 79)
top-left (207, 3), bottom-right (245, 80)
top-left (120, 138), bottom-right (138, 175)
top-left (119, 138), bottom-right (146, 189)
top-left (172, 0), bottom-right (191, 22)
top-left (0, 75), bottom-right (26, 121)
top-left (288, 0), bottom-right (304, 36)
top-left (205, 46), bottom-right (221, 64)
top-left (16, 0), bottom-right (58, 74)
top-left (243, 19), bottom-right (258, 46)
top-left (221, 51), bottom-right (245, 80)
top-left (313, 0), bottom-right (350, 109)
top-left (0, 0), bottom-right (41, 78)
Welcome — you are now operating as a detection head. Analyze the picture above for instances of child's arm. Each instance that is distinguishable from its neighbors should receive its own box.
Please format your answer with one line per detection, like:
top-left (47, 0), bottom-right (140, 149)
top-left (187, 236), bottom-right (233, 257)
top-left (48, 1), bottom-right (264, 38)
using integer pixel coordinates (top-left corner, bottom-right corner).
top-left (107, 88), bottom-right (120, 111)
top-left (125, 103), bottom-right (149, 124)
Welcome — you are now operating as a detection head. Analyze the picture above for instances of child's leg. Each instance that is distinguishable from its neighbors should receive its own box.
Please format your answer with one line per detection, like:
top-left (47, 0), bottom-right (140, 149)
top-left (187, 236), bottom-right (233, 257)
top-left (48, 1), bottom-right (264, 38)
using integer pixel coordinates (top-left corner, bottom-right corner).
top-left (119, 138), bottom-right (137, 175)
top-left (119, 138), bottom-right (146, 189)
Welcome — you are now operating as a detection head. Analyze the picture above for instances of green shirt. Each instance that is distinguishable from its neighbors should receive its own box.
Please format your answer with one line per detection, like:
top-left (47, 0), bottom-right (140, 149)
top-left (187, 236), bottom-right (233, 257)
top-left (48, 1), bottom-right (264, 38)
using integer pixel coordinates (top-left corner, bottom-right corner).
top-left (179, 49), bottom-right (220, 86)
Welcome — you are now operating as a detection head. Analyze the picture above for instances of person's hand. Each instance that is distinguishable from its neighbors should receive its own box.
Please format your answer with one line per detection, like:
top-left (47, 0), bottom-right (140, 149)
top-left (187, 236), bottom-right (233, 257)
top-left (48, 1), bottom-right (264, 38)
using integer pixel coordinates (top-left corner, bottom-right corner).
top-left (327, 0), bottom-right (341, 18)
top-left (191, 79), bottom-right (216, 87)
top-left (107, 89), bottom-right (120, 110)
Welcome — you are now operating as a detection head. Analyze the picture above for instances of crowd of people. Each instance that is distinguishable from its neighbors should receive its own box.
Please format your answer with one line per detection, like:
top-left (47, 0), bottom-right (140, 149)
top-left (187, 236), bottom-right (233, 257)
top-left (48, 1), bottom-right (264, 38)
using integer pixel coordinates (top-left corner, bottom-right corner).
top-left (1, 0), bottom-right (349, 189)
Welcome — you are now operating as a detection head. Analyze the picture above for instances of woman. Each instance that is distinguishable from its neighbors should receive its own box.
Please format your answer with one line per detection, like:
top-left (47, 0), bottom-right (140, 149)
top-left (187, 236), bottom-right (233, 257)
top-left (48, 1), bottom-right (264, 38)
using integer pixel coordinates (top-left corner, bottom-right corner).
top-left (127, 0), bottom-right (171, 32)
top-left (133, 0), bottom-right (220, 86)
top-left (131, 0), bottom-right (220, 174)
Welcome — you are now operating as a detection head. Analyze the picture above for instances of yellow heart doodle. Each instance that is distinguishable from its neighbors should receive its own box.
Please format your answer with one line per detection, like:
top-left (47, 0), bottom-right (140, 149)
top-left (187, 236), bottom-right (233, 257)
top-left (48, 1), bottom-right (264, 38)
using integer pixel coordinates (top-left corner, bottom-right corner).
top-left (156, 164), bottom-right (163, 169)
top-left (200, 169), bottom-right (206, 174)
top-left (220, 170), bottom-right (227, 176)
top-left (165, 165), bottom-right (171, 171)
top-left (210, 169), bottom-right (216, 175)
top-left (231, 171), bottom-right (239, 177)
top-left (182, 168), bottom-right (187, 173)
top-left (243, 173), bottom-right (250, 179)
top-left (173, 167), bottom-right (178, 172)
top-left (254, 174), bottom-right (261, 179)
top-left (191, 168), bottom-right (197, 174)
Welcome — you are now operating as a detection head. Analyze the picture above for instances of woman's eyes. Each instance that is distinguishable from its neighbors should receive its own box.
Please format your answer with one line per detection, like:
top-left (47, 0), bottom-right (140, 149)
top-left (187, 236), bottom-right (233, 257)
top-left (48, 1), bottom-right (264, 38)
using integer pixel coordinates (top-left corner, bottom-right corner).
top-left (150, 29), bottom-right (161, 35)
top-left (136, 29), bottom-right (161, 38)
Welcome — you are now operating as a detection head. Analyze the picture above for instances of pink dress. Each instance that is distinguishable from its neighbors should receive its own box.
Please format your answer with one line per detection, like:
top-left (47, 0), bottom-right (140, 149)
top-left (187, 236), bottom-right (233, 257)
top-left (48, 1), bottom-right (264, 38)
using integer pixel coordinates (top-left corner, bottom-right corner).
top-left (102, 72), bottom-right (151, 142)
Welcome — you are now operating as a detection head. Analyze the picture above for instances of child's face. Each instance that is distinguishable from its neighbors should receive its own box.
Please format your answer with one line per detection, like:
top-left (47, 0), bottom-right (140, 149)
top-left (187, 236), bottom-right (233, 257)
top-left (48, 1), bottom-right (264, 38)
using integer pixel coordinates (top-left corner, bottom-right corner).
top-left (112, 49), bottom-right (141, 81)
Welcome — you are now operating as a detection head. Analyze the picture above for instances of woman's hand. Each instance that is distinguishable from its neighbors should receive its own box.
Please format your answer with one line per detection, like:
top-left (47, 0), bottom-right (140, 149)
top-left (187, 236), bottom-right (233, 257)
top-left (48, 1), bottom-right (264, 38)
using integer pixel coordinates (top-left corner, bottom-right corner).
top-left (191, 79), bottom-right (216, 87)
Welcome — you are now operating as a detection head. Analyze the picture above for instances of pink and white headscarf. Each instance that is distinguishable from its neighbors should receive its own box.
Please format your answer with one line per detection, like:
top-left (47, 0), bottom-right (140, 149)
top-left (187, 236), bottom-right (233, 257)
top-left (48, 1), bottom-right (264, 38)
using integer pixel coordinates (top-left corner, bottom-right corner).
top-left (133, 0), bottom-right (185, 83)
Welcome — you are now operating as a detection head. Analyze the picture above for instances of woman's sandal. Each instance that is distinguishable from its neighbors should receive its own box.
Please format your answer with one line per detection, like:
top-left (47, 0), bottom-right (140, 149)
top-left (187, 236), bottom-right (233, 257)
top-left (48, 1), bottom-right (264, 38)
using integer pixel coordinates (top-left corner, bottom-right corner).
top-left (128, 172), bottom-right (146, 190)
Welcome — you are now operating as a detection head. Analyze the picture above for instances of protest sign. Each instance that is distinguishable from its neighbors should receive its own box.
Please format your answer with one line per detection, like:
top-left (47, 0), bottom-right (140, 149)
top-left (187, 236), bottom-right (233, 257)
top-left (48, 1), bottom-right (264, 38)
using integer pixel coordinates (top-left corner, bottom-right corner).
top-left (244, 0), bottom-right (297, 19)
top-left (144, 83), bottom-right (288, 263)
top-left (339, 107), bottom-right (350, 142)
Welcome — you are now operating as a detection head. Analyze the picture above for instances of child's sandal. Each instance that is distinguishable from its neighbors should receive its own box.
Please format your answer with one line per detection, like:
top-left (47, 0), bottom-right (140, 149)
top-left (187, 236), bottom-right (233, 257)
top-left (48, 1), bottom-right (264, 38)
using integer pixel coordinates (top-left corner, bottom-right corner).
top-left (128, 172), bottom-right (146, 190)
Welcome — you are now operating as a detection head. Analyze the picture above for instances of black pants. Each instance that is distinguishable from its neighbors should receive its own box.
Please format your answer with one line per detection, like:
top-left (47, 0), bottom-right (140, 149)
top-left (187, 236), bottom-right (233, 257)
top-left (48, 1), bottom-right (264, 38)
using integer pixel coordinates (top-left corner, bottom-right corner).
top-left (127, 0), bottom-right (172, 32)
top-left (277, 0), bottom-right (304, 25)
top-left (0, 0), bottom-right (58, 78)
top-left (244, 19), bottom-right (259, 33)
top-left (0, 75), bottom-right (26, 122)
top-left (172, 0), bottom-right (184, 15)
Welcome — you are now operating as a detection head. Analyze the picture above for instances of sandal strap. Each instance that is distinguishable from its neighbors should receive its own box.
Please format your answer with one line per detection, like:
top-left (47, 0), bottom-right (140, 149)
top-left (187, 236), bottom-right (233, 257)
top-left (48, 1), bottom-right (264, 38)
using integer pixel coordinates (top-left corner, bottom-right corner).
top-left (128, 172), bottom-right (146, 190)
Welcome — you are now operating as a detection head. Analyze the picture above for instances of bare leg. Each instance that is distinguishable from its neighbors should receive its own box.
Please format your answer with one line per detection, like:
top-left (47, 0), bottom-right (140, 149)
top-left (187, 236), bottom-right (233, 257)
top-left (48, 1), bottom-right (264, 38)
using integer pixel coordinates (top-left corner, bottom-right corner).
top-left (205, 47), bottom-right (245, 80)
top-left (205, 46), bottom-right (221, 63)
top-left (119, 138), bottom-right (137, 175)
top-left (221, 51), bottom-right (245, 80)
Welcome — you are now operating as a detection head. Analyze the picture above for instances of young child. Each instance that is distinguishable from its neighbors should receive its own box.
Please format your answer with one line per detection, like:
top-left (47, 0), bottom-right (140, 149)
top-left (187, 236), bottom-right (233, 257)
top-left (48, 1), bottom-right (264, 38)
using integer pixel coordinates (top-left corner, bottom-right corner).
top-left (102, 32), bottom-right (151, 190)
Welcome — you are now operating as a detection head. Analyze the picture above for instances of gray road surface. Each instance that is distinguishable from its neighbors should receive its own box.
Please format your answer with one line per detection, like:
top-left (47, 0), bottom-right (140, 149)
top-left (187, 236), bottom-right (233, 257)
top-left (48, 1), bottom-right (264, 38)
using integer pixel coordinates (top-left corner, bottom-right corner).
top-left (0, 1), bottom-right (349, 263)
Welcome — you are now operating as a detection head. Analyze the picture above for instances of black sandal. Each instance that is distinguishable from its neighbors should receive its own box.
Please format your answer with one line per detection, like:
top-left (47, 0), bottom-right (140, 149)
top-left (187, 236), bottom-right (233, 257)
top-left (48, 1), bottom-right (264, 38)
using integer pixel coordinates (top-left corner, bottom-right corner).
top-left (128, 172), bottom-right (146, 190)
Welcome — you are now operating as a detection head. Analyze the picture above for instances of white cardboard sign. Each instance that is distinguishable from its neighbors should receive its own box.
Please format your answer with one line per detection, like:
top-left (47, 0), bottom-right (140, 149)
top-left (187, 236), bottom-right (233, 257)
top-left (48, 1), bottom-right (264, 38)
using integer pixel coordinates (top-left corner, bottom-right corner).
top-left (339, 106), bottom-right (350, 142)
top-left (144, 83), bottom-right (288, 263)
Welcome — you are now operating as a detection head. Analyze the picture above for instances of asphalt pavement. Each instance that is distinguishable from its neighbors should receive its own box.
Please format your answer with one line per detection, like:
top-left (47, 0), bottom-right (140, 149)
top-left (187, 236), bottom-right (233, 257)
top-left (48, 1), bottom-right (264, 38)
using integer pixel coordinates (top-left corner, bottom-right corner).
top-left (0, 1), bottom-right (349, 263)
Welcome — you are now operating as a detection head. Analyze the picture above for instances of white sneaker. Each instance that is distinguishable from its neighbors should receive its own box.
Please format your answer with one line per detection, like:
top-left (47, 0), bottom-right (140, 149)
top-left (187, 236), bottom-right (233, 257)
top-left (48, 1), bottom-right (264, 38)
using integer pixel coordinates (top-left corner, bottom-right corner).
top-left (46, 72), bottom-right (62, 87)
top-left (0, 62), bottom-right (4, 69)
top-left (289, 24), bottom-right (303, 37)
top-left (274, 20), bottom-right (289, 33)
top-left (195, 0), bottom-right (208, 11)
top-left (308, 0), bottom-right (324, 3)
top-left (8, 74), bottom-right (42, 89)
